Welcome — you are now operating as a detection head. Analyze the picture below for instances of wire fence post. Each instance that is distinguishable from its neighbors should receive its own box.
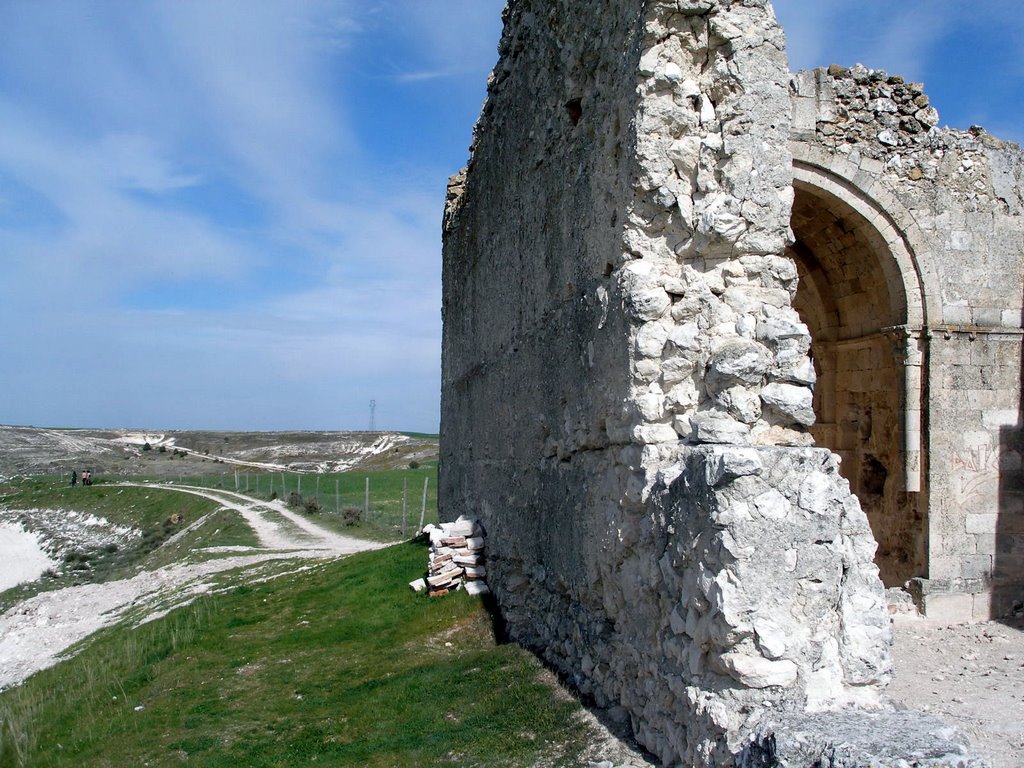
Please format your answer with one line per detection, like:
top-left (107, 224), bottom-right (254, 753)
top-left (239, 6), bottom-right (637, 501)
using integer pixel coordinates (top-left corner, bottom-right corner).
top-left (402, 478), bottom-right (408, 538)
top-left (335, 477), bottom-right (340, 514)
top-left (364, 477), bottom-right (370, 522)
top-left (419, 476), bottom-right (429, 531)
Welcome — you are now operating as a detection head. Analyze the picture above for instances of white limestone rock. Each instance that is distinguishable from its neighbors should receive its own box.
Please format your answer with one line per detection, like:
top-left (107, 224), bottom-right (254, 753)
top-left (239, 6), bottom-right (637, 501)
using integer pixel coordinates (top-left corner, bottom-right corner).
top-left (691, 412), bottom-right (751, 444)
top-left (717, 651), bottom-right (799, 689)
top-left (704, 447), bottom-right (764, 486)
top-left (706, 340), bottom-right (772, 389)
top-left (761, 382), bottom-right (815, 426)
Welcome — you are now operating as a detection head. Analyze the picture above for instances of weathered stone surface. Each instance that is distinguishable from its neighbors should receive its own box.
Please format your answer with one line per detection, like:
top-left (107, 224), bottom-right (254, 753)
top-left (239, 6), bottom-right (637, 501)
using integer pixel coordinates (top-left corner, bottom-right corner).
top-left (737, 710), bottom-right (989, 768)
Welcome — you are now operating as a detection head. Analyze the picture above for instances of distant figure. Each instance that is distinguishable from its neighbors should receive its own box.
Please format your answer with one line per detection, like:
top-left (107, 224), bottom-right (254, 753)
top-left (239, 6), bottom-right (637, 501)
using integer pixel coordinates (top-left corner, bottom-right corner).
top-left (82, 469), bottom-right (92, 486)
top-left (71, 470), bottom-right (77, 487)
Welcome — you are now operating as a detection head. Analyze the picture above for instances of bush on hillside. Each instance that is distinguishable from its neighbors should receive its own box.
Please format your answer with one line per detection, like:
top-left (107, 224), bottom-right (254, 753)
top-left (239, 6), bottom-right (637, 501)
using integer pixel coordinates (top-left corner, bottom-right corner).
top-left (341, 506), bottom-right (362, 526)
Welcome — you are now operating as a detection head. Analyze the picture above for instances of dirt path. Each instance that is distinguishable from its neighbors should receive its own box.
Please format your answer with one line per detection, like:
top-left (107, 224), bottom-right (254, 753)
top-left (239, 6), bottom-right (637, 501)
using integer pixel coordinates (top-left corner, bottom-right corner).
top-left (0, 485), bottom-right (384, 691)
top-left (119, 483), bottom-right (367, 551)
top-left (887, 615), bottom-right (1024, 768)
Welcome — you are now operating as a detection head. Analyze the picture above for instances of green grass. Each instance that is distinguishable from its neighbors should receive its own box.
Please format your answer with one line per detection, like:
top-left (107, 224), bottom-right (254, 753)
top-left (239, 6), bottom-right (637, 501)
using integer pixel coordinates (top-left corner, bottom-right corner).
top-left (0, 463), bottom-right (442, 613)
top-left (0, 476), bottom-right (219, 531)
top-left (0, 541), bottom-right (592, 767)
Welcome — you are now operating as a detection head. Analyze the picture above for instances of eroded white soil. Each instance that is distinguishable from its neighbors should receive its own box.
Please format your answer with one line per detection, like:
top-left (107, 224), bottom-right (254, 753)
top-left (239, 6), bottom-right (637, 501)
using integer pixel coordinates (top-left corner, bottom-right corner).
top-left (0, 524), bottom-right (55, 591)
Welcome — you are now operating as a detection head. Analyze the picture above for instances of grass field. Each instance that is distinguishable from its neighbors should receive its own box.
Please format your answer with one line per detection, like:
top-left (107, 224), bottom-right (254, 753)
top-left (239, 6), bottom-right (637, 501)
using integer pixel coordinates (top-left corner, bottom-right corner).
top-left (0, 541), bottom-right (595, 767)
top-left (0, 449), bottom-right (638, 766)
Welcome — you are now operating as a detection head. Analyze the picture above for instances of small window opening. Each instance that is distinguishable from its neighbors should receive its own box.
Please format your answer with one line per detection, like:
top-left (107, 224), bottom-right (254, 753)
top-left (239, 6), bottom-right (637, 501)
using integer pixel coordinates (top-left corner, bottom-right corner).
top-left (565, 98), bottom-right (583, 126)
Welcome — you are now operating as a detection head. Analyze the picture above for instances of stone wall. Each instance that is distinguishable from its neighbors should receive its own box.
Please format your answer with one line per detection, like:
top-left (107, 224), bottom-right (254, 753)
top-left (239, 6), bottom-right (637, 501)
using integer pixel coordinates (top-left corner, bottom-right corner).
top-left (790, 64), bottom-right (1024, 619)
top-left (441, 1), bottom-right (896, 763)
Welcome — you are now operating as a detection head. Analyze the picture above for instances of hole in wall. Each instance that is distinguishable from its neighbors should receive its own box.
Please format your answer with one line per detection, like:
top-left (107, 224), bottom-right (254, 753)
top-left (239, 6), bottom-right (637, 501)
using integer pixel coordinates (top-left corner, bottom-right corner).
top-left (860, 455), bottom-right (888, 498)
top-left (565, 98), bottom-right (583, 126)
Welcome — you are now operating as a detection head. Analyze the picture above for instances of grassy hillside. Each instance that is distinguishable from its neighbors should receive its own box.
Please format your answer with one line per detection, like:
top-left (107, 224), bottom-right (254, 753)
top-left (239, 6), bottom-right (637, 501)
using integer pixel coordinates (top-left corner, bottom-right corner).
top-left (0, 478), bottom-right (256, 612)
top-left (0, 460), bottom-right (440, 610)
top-left (0, 426), bottom-right (439, 480)
top-left (0, 541), bottom-right (597, 767)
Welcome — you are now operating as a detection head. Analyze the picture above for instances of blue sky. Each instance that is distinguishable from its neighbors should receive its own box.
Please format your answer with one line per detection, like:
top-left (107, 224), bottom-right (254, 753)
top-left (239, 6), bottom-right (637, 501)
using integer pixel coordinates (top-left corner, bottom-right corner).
top-left (0, 2), bottom-right (1020, 433)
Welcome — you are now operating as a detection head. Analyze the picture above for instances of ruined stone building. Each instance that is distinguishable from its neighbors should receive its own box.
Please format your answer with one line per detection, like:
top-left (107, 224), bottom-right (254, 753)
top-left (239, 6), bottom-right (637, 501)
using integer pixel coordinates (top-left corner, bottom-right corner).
top-left (788, 66), bottom-right (1023, 622)
top-left (440, 0), bottom-right (1022, 764)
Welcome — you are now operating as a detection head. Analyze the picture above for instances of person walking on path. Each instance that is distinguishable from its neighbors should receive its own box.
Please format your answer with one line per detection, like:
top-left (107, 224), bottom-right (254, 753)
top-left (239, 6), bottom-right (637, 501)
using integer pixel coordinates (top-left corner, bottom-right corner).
top-left (70, 470), bottom-right (77, 487)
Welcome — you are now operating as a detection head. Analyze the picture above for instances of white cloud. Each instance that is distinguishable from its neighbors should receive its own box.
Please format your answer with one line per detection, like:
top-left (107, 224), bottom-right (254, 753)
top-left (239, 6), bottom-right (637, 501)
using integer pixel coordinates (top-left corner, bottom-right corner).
top-left (773, 0), bottom-right (954, 79)
top-left (150, 1), bottom-right (359, 206)
top-left (772, 0), bottom-right (844, 72)
top-left (100, 134), bottom-right (202, 193)
top-left (857, 7), bottom-right (952, 83)
top-left (378, 0), bottom-right (503, 81)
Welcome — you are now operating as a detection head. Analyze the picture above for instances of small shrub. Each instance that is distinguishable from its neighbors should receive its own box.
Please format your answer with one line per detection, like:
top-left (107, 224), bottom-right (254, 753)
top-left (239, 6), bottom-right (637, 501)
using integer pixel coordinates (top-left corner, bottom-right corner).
top-left (408, 460), bottom-right (420, 470)
top-left (303, 497), bottom-right (322, 515)
top-left (158, 445), bottom-right (167, 453)
top-left (287, 491), bottom-right (304, 509)
top-left (142, 442), bottom-right (152, 452)
top-left (340, 506), bottom-right (362, 526)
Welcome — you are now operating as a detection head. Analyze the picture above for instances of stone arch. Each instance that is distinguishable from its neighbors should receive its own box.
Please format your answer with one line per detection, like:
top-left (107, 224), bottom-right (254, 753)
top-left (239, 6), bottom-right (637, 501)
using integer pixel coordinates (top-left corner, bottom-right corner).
top-left (788, 148), bottom-right (937, 587)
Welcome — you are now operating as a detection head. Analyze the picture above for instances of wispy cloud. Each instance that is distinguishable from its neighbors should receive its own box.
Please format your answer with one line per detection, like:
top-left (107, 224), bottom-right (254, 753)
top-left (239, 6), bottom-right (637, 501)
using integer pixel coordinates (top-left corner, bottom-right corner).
top-left (392, 70), bottom-right (451, 84)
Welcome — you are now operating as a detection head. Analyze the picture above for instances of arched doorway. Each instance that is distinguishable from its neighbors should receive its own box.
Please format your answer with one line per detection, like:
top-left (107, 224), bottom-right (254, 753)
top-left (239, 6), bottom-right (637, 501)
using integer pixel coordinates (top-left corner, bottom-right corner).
top-left (788, 167), bottom-right (928, 587)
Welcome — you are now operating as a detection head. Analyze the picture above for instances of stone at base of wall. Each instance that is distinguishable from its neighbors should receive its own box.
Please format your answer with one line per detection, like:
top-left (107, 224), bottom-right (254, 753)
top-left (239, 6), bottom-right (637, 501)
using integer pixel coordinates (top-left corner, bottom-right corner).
top-left (909, 578), bottom-right (1021, 622)
top-left (736, 710), bottom-right (989, 768)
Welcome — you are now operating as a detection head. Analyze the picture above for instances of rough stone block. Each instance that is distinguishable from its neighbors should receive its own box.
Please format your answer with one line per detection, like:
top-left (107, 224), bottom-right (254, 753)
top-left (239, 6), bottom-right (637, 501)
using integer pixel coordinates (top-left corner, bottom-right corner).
top-left (972, 591), bottom-right (993, 621)
top-left (973, 306), bottom-right (1002, 327)
top-left (739, 710), bottom-right (988, 767)
top-left (943, 304), bottom-right (973, 325)
top-left (965, 514), bottom-right (998, 535)
top-left (923, 592), bottom-right (974, 623)
top-left (960, 554), bottom-right (993, 580)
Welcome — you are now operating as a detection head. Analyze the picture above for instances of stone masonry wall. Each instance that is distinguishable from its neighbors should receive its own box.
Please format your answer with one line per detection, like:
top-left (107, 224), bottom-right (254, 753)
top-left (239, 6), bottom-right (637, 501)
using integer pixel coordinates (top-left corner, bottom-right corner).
top-left (791, 64), bottom-right (1024, 619)
top-left (442, 2), bottom-right (894, 764)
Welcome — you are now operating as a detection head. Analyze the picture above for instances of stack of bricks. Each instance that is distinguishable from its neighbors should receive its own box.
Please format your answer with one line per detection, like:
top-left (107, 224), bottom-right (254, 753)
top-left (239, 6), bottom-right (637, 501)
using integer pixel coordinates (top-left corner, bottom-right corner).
top-left (410, 515), bottom-right (488, 597)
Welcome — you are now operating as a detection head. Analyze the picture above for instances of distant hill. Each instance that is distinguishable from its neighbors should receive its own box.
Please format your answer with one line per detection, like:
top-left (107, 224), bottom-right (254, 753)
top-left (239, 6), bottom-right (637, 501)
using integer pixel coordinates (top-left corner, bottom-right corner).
top-left (0, 425), bottom-right (438, 480)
